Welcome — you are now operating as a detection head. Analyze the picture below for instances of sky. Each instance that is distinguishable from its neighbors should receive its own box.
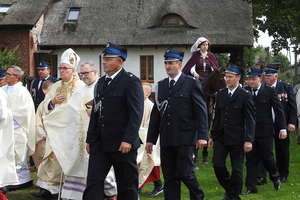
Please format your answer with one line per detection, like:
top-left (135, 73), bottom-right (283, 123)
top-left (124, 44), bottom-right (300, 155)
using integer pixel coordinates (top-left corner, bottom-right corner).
top-left (254, 30), bottom-right (298, 64)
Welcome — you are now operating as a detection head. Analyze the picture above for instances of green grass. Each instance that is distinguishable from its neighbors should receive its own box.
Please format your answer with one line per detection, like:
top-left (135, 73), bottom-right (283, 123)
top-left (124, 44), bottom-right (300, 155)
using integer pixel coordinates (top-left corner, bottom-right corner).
top-left (7, 134), bottom-right (300, 200)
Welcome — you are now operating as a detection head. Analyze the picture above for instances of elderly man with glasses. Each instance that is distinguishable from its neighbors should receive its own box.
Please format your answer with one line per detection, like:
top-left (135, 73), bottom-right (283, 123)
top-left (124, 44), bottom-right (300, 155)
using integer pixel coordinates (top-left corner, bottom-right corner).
top-left (2, 65), bottom-right (36, 191)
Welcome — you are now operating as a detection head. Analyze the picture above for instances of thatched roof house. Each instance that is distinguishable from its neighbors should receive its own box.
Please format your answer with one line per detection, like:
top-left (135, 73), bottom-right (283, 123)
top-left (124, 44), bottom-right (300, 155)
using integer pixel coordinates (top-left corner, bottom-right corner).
top-left (40, 0), bottom-right (253, 48)
top-left (0, 0), bottom-right (50, 28)
top-left (36, 0), bottom-right (254, 82)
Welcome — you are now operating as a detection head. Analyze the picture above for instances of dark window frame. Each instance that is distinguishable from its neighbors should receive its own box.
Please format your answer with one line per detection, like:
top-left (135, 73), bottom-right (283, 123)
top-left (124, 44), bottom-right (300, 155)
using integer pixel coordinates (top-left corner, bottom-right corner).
top-left (67, 7), bottom-right (81, 22)
top-left (161, 14), bottom-right (186, 26)
top-left (0, 4), bottom-right (11, 14)
top-left (140, 55), bottom-right (154, 83)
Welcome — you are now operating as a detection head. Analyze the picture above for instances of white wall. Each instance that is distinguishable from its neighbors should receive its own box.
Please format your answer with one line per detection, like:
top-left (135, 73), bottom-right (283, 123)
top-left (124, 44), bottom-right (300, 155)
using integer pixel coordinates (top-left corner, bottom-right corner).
top-left (53, 46), bottom-right (192, 84)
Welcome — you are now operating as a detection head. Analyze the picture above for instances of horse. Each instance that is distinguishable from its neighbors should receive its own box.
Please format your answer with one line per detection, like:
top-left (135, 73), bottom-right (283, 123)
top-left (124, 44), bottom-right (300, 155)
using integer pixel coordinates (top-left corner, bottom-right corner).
top-left (195, 68), bottom-right (226, 165)
top-left (202, 68), bottom-right (226, 125)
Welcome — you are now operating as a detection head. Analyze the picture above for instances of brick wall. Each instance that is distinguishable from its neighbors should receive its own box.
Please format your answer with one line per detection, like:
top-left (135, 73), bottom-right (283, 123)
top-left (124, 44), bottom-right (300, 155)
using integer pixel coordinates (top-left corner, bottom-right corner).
top-left (0, 30), bottom-right (36, 76)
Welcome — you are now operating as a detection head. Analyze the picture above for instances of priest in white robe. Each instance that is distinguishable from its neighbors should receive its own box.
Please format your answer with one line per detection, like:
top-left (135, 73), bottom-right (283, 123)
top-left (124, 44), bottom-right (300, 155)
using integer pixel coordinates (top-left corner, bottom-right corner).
top-left (2, 66), bottom-right (36, 190)
top-left (41, 48), bottom-right (91, 200)
top-left (0, 87), bottom-right (18, 189)
top-left (138, 83), bottom-right (163, 196)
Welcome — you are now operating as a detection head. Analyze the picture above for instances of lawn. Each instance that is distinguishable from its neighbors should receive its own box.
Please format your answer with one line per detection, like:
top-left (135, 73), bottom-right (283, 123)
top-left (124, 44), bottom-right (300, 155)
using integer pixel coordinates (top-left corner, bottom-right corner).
top-left (7, 134), bottom-right (300, 200)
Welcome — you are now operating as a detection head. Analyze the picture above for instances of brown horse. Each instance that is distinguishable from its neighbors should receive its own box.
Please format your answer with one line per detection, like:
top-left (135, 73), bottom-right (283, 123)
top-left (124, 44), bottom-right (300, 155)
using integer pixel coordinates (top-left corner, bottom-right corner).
top-left (193, 69), bottom-right (225, 165)
top-left (202, 68), bottom-right (226, 125)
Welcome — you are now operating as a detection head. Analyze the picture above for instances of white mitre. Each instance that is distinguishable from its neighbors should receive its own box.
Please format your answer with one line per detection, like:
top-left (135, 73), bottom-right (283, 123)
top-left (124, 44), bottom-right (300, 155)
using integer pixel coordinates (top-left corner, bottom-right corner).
top-left (60, 48), bottom-right (80, 69)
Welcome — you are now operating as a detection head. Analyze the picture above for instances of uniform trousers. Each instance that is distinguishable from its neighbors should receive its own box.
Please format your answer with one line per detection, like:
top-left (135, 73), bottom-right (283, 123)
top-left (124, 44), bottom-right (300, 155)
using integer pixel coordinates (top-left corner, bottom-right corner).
top-left (212, 140), bottom-right (244, 199)
top-left (83, 142), bottom-right (138, 200)
top-left (161, 146), bottom-right (204, 200)
top-left (274, 125), bottom-right (290, 179)
top-left (245, 137), bottom-right (279, 191)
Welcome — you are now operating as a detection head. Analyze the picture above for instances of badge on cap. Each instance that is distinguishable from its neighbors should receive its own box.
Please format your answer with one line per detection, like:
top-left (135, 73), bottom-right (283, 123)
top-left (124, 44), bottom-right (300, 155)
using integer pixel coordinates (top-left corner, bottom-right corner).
top-left (225, 65), bottom-right (241, 75)
top-left (164, 49), bottom-right (184, 62)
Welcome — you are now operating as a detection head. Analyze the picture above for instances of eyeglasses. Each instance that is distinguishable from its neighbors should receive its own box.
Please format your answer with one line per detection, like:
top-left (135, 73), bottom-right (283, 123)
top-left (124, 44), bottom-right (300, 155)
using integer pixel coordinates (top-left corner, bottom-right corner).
top-left (79, 71), bottom-right (94, 76)
top-left (58, 67), bottom-right (73, 70)
top-left (5, 73), bottom-right (17, 77)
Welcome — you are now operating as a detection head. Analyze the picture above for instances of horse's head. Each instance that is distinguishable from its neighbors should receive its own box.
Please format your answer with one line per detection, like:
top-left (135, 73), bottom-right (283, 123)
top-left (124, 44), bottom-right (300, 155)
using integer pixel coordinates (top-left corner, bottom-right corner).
top-left (203, 68), bottom-right (226, 97)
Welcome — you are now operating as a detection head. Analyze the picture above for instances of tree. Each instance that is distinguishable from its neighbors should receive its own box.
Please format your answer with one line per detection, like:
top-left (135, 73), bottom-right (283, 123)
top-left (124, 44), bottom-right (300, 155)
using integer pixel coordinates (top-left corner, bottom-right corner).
top-left (0, 47), bottom-right (22, 70)
top-left (243, 46), bottom-right (268, 69)
top-left (271, 52), bottom-right (291, 71)
top-left (247, 0), bottom-right (300, 60)
top-left (215, 53), bottom-right (230, 68)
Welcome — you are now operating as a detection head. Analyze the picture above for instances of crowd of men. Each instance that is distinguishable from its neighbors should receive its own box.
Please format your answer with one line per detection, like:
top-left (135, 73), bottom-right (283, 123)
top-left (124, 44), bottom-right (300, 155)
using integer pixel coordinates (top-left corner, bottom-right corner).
top-left (0, 38), bottom-right (298, 200)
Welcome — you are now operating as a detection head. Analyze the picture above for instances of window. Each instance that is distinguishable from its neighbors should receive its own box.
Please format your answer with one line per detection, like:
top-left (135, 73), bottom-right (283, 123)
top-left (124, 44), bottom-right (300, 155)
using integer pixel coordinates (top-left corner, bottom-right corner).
top-left (161, 14), bottom-right (186, 26)
top-left (140, 55), bottom-right (154, 82)
top-left (67, 8), bottom-right (80, 22)
top-left (0, 5), bottom-right (10, 13)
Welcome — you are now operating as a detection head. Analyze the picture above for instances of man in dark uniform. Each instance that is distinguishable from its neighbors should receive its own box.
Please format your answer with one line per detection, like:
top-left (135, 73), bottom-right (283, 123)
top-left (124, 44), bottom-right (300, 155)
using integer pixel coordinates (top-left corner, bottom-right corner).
top-left (0, 70), bottom-right (7, 87)
top-left (83, 43), bottom-right (144, 200)
top-left (146, 49), bottom-right (208, 200)
top-left (263, 66), bottom-right (297, 183)
top-left (29, 62), bottom-right (57, 110)
top-left (209, 65), bottom-right (255, 200)
top-left (242, 68), bottom-right (286, 195)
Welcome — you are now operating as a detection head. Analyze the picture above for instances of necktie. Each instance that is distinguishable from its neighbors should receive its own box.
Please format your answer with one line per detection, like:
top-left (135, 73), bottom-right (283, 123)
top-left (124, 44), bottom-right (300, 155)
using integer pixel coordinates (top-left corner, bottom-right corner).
top-left (228, 90), bottom-right (232, 97)
top-left (169, 79), bottom-right (175, 89)
top-left (252, 88), bottom-right (258, 96)
top-left (103, 77), bottom-right (112, 90)
top-left (38, 79), bottom-right (45, 90)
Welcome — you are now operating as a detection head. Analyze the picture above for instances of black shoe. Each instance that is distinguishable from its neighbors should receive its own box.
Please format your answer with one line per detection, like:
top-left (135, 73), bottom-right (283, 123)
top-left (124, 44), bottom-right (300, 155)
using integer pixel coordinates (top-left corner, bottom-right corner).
top-left (241, 189), bottom-right (257, 195)
top-left (257, 177), bottom-right (267, 185)
top-left (280, 176), bottom-right (287, 183)
top-left (32, 188), bottom-right (58, 200)
top-left (221, 193), bottom-right (231, 200)
top-left (32, 188), bottom-right (51, 197)
top-left (148, 185), bottom-right (163, 196)
top-left (6, 180), bottom-right (33, 191)
top-left (273, 179), bottom-right (281, 191)
top-left (202, 156), bottom-right (208, 164)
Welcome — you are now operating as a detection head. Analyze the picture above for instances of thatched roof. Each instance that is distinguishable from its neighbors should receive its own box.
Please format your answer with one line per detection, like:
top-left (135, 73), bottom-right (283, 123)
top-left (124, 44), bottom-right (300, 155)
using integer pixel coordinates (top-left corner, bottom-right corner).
top-left (0, 0), bottom-right (51, 27)
top-left (40, 0), bottom-right (253, 46)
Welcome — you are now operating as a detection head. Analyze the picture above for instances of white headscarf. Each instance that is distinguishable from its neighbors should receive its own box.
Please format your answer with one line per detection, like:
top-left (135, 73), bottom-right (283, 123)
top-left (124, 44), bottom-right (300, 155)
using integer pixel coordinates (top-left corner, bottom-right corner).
top-left (190, 37), bottom-right (210, 53)
top-left (60, 48), bottom-right (80, 70)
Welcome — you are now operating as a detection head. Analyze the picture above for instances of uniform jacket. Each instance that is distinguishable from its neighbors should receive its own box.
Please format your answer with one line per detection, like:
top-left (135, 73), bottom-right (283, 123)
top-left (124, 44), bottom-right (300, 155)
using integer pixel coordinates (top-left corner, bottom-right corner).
top-left (245, 84), bottom-right (286, 138)
top-left (274, 80), bottom-right (297, 126)
top-left (211, 86), bottom-right (255, 145)
top-left (147, 73), bottom-right (208, 147)
top-left (86, 68), bottom-right (144, 152)
top-left (30, 76), bottom-right (57, 110)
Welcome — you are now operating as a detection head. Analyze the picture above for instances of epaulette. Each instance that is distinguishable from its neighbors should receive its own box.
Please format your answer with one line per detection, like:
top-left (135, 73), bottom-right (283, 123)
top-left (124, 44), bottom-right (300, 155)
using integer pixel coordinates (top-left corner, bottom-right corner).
top-left (158, 77), bottom-right (168, 83)
top-left (240, 87), bottom-right (250, 93)
top-left (219, 88), bottom-right (226, 92)
top-left (127, 72), bottom-right (134, 78)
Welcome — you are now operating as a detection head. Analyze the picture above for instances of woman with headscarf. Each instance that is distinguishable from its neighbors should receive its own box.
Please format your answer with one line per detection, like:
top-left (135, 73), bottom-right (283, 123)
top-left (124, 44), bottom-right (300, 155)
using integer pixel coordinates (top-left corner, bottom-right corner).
top-left (182, 37), bottom-right (219, 81)
top-left (182, 37), bottom-right (220, 166)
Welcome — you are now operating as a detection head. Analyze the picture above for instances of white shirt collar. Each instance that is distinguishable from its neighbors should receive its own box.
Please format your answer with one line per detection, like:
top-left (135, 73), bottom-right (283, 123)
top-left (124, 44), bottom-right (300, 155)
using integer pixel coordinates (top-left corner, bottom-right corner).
top-left (257, 83), bottom-right (262, 91)
top-left (169, 72), bottom-right (182, 83)
top-left (106, 67), bottom-right (123, 80)
top-left (40, 75), bottom-right (50, 80)
top-left (251, 83), bottom-right (261, 95)
top-left (88, 79), bottom-right (98, 88)
top-left (271, 81), bottom-right (277, 88)
top-left (227, 84), bottom-right (239, 95)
